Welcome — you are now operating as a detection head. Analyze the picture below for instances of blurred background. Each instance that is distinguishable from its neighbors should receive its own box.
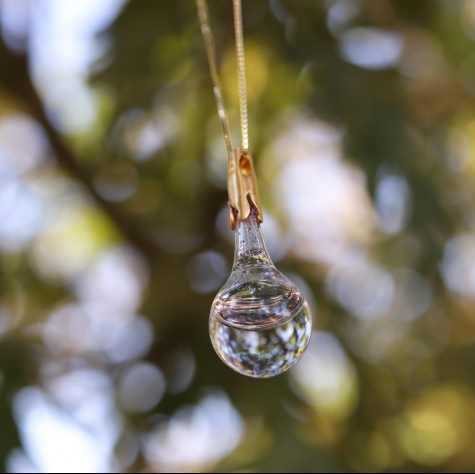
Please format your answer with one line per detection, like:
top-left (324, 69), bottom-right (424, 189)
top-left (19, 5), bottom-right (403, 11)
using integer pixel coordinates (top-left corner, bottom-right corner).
top-left (1, 0), bottom-right (475, 472)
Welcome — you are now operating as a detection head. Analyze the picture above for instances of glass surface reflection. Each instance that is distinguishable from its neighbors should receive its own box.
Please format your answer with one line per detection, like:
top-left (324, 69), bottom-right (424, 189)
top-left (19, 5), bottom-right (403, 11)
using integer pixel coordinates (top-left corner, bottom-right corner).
top-left (210, 209), bottom-right (312, 377)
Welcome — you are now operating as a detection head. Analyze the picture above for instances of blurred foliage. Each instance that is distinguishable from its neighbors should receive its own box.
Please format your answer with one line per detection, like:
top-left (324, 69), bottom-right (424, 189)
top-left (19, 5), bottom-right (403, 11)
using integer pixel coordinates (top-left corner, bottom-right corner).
top-left (2, 0), bottom-right (475, 472)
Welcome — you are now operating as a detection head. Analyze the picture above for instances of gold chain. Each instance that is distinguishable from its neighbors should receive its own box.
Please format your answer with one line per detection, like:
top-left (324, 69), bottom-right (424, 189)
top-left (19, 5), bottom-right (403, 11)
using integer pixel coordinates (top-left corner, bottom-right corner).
top-left (195, 0), bottom-right (233, 157)
top-left (196, 0), bottom-right (249, 153)
top-left (232, 0), bottom-right (249, 151)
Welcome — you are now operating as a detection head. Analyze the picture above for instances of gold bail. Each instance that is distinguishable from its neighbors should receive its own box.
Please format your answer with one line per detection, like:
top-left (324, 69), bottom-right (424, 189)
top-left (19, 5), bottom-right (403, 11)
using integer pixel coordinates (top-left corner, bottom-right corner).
top-left (228, 148), bottom-right (263, 230)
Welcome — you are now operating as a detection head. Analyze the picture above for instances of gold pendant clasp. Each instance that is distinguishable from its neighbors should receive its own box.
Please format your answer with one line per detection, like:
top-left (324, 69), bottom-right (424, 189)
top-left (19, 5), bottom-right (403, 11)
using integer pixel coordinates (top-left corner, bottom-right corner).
top-left (227, 148), bottom-right (263, 230)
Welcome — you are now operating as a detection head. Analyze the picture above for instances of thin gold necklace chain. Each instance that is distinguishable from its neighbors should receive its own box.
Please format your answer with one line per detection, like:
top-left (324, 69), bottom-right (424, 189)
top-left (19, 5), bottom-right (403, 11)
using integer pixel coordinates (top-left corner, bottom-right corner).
top-left (232, 0), bottom-right (249, 152)
top-left (195, 0), bottom-right (249, 153)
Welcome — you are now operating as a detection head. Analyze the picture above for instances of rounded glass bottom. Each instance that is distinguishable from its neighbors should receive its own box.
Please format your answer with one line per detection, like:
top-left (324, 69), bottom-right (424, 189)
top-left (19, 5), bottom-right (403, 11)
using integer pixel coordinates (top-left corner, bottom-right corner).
top-left (209, 303), bottom-right (312, 378)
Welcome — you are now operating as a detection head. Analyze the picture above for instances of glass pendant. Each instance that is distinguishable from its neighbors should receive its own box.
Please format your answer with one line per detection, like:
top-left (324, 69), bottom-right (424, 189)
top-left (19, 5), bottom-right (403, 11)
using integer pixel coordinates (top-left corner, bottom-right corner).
top-left (196, 0), bottom-right (312, 377)
top-left (210, 207), bottom-right (312, 378)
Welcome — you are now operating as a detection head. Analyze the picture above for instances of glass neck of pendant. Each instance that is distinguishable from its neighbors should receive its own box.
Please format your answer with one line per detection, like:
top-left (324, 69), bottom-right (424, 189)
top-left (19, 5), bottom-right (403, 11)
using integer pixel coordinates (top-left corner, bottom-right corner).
top-left (234, 209), bottom-right (272, 267)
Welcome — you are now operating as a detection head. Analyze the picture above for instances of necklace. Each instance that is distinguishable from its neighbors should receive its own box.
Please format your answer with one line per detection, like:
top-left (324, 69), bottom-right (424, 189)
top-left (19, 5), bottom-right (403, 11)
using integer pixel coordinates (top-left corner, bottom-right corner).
top-left (196, 0), bottom-right (312, 378)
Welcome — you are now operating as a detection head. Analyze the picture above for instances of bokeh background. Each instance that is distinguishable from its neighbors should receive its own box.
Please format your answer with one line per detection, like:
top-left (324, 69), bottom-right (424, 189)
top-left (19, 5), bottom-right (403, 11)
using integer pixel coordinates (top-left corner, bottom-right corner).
top-left (1, 0), bottom-right (475, 472)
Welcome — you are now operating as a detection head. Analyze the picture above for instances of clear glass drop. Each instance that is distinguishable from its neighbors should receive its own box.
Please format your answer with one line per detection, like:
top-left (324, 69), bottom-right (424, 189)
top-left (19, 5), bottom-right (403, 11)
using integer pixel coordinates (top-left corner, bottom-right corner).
top-left (210, 209), bottom-right (312, 378)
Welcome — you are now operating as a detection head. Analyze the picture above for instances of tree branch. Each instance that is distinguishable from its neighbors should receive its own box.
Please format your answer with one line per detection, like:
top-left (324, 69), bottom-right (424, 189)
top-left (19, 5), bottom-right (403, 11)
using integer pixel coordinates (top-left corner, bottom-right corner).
top-left (0, 38), bottom-right (155, 258)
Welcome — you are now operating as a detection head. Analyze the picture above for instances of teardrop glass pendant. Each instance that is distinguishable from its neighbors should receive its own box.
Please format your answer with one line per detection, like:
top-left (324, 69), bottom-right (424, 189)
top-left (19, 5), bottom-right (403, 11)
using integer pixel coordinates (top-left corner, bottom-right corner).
top-left (210, 209), bottom-right (312, 378)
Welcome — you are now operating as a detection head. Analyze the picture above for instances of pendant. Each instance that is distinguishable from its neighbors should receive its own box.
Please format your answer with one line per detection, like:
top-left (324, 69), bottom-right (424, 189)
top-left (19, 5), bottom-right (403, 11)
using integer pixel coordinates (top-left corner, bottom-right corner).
top-left (209, 150), bottom-right (312, 378)
top-left (196, 1), bottom-right (312, 377)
